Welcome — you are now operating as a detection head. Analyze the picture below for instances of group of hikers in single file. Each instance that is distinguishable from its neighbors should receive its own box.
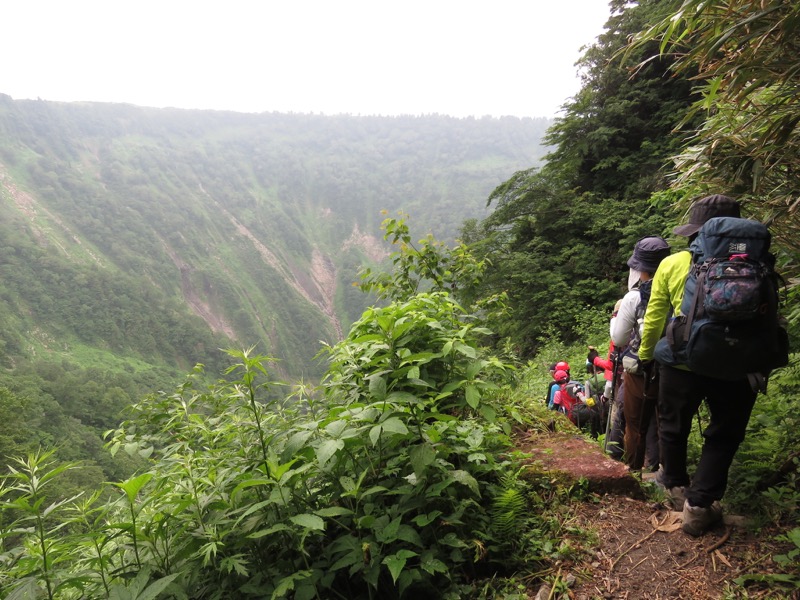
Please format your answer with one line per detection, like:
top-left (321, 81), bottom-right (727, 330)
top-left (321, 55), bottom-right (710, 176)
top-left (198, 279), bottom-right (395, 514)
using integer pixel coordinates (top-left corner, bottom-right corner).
top-left (545, 194), bottom-right (789, 537)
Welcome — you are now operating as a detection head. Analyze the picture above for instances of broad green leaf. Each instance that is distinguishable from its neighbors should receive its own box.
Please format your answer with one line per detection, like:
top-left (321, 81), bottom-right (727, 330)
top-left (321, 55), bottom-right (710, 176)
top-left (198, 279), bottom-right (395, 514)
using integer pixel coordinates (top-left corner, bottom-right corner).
top-left (295, 583), bottom-right (317, 600)
top-left (383, 550), bottom-right (417, 584)
top-left (290, 513), bottom-right (325, 531)
top-left (330, 548), bottom-right (363, 572)
top-left (352, 333), bottom-right (385, 343)
top-left (377, 315), bottom-right (394, 332)
top-left (391, 321), bottom-right (414, 340)
top-left (440, 380), bottom-right (462, 394)
top-left (420, 554), bottom-right (448, 575)
top-left (316, 439), bottom-right (344, 467)
top-left (285, 430), bottom-right (314, 455)
top-left (248, 523), bottom-right (290, 539)
top-left (465, 427), bottom-right (484, 448)
top-left (453, 341), bottom-right (477, 358)
top-left (785, 527), bottom-right (800, 546)
top-left (396, 524), bottom-right (423, 547)
top-left (369, 425), bottom-right (382, 446)
top-left (375, 516), bottom-right (401, 542)
top-left (385, 391), bottom-right (421, 404)
top-left (427, 477), bottom-right (455, 496)
top-left (479, 403), bottom-right (497, 422)
top-left (271, 574), bottom-right (297, 599)
top-left (270, 458), bottom-right (299, 481)
top-left (380, 416), bottom-right (409, 436)
top-left (452, 470), bottom-right (480, 495)
top-left (364, 560), bottom-right (381, 587)
top-left (315, 506), bottom-right (354, 518)
top-left (465, 384), bottom-right (480, 408)
top-left (413, 510), bottom-right (442, 527)
top-left (409, 443), bottom-right (436, 476)
top-left (428, 412), bottom-right (457, 422)
top-left (400, 351), bottom-right (440, 365)
top-left (325, 419), bottom-right (348, 438)
top-left (114, 473), bottom-right (153, 504)
top-left (369, 375), bottom-right (387, 400)
top-left (361, 485), bottom-right (388, 497)
top-left (131, 573), bottom-right (180, 600)
top-left (466, 359), bottom-right (485, 379)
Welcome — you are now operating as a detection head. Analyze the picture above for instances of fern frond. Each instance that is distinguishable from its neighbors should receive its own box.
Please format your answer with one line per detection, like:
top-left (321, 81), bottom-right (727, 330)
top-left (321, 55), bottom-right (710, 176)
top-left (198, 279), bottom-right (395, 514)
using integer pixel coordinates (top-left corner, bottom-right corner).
top-left (491, 471), bottom-right (529, 538)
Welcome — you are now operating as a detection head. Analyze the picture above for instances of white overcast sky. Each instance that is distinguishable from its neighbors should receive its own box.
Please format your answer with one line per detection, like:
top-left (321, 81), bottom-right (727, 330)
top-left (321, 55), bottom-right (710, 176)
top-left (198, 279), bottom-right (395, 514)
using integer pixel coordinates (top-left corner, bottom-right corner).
top-left (2, 0), bottom-right (611, 119)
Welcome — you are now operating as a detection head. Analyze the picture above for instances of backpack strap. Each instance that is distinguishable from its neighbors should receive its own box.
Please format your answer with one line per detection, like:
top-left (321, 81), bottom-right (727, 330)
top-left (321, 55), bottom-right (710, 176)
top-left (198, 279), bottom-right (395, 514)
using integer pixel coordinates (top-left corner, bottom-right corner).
top-left (682, 264), bottom-right (708, 343)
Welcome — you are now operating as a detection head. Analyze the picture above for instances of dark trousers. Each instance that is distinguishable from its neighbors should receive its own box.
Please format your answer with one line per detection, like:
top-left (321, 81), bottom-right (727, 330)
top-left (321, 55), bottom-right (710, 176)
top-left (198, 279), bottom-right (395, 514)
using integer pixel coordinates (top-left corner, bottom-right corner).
top-left (645, 410), bottom-right (659, 470)
top-left (622, 369), bottom-right (659, 470)
top-left (657, 364), bottom-right (757, 507)
top-left (607, 381), bottom-right (625, 460)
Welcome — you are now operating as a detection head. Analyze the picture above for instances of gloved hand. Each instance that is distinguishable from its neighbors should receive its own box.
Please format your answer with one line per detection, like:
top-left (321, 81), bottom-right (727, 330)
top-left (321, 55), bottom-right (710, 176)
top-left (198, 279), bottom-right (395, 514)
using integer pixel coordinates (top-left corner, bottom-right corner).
top-left (641, 359), bottom-right (656, 379)
top-left (587, 346), bottom-right (599, 364)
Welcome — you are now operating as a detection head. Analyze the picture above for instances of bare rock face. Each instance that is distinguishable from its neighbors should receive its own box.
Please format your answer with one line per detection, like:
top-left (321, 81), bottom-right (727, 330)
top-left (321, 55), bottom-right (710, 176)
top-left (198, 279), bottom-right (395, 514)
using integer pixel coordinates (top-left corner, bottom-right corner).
top-left (514, 428), bottom-right (644, 498)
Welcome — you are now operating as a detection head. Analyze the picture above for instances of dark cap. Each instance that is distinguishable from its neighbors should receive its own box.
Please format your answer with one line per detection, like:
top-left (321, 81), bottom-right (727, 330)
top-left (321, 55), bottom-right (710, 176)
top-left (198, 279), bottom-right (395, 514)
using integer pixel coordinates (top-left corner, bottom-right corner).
top-left (673, 194), bottom-right (741, 237)
top-left (627, 236), bottom-right (671, 273)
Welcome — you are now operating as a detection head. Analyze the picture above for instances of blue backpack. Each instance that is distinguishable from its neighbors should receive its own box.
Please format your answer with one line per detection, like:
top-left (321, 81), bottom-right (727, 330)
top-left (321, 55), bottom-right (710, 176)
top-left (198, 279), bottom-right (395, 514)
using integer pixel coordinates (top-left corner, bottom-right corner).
top-left (655, 217), bottom-right (789, 382)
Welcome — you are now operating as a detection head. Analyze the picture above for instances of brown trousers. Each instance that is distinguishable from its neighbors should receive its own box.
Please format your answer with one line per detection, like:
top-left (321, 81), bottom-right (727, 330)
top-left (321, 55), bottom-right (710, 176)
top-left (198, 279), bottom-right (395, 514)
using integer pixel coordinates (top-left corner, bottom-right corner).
top-left (622, 368), bottom-right (659, 470)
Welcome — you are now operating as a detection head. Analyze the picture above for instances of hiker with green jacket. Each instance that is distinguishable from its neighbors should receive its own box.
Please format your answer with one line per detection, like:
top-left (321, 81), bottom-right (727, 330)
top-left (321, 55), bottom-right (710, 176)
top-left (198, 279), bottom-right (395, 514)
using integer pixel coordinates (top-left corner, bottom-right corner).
top-left (639, 194), bottom-right (754, 536)
top-left (611, 236), bottom-right (670, 472)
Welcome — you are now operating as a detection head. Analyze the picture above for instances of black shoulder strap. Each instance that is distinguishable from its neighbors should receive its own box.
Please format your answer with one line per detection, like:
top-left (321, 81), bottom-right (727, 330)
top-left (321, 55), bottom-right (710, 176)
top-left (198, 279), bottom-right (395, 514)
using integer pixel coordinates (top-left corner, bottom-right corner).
top-left (683, 264), bottom-right (708, 343)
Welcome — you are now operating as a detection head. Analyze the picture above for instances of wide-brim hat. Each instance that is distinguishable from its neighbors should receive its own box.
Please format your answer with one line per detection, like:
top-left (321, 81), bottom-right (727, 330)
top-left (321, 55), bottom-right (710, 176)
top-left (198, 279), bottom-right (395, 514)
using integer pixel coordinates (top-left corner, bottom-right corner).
top-left (673, 194), bottom-right (741, 237)
top-left (627, 236), bottom-right (671, 273)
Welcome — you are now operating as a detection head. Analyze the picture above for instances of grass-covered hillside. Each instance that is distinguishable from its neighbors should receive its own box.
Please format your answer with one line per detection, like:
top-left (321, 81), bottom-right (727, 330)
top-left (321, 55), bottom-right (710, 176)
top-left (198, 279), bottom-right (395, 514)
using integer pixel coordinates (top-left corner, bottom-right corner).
top-left (0, 95), bottom-right (551, 380)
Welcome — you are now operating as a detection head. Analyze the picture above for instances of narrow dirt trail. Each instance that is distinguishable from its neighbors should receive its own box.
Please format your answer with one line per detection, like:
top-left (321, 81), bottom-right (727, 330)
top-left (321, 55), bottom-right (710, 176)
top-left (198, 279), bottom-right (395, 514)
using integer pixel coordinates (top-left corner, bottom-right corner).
top-left (515, 429), bottom-right (797, 599)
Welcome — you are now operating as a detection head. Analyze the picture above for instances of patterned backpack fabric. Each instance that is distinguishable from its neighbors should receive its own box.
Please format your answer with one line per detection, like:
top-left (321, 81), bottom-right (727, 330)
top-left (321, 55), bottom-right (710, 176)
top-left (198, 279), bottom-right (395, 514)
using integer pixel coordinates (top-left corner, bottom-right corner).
top-left (655, 217), bottom-right (789, 381)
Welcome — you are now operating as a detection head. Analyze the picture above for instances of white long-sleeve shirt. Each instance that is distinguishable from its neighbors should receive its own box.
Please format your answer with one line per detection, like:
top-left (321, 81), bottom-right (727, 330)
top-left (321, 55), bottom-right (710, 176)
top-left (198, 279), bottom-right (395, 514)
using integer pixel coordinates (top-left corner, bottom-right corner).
top-left (611, 288), bottom-right (641, 349)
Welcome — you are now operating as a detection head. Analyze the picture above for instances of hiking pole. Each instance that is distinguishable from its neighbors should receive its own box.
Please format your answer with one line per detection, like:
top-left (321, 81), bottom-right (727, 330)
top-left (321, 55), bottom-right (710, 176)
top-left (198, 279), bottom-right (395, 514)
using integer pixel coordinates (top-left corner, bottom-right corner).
top-left (603, 348), bottom-right (619, 454)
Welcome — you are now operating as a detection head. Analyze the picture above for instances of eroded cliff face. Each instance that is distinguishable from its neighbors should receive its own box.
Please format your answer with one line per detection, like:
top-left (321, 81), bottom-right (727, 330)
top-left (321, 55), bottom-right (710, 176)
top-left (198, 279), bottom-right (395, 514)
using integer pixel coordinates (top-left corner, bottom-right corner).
top-left (164, 202), bottom-right (389, 361)
top-left (2, 162), bottom-right (386, 377)
top-left (341, 222), bottom-right (388, 264)
top-left (1, 165), bottom-right (104, 266)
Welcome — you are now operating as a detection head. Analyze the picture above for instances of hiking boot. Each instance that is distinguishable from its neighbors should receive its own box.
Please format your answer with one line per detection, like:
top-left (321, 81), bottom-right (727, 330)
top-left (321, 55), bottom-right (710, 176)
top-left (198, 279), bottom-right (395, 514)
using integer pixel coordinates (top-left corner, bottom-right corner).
top-left (654, 469), bottom-right (686, 510)
top-left (682, 500), bottom-right (723, 536)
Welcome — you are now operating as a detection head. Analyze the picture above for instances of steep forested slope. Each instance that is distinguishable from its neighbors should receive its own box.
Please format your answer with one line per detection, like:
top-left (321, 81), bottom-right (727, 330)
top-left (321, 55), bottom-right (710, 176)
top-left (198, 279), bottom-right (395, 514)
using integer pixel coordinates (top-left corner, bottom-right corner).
top-left (0, 96), bottom-right (550, 379)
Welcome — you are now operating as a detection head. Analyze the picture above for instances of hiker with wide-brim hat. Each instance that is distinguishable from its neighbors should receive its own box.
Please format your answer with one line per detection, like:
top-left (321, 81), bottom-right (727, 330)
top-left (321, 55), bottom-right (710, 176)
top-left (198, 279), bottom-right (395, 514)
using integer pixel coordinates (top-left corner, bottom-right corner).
top-left (612, 236), bottom-right (671, 472)
top-left (638, 194), bottom-right (759, 536)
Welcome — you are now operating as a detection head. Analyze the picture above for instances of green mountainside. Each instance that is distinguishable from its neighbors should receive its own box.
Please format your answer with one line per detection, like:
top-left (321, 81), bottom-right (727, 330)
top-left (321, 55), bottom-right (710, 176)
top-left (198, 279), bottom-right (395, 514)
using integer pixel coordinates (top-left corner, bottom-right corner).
top-left (0, 95), bottom-right (551, 380)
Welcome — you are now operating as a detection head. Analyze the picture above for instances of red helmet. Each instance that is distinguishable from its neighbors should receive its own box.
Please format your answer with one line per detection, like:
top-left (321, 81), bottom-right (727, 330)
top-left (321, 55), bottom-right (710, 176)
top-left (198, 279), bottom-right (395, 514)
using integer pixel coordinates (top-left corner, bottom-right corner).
top-left (553, 369), bottom-right (569, 383)
top-left (555, 361), bottom-right (570, 372)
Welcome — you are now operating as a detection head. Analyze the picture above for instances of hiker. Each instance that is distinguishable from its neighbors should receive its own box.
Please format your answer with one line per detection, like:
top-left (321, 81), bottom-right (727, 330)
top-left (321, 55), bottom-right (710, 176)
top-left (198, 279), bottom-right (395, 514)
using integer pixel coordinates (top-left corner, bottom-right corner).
top-left (547, 369), bottom-right (569, 410)
top-left (544, 363), bottom-right (558, 406)
top-left (639, 194), bottom-right (763, 536)
top-left (555, 361), bottom-right (571, 381)
top-left (584, 353), bottom-right (607, 409)
top-left (547, 362), bottom-right (572, 409)
top-left (588, 339), bottom-right (625, 460)
top-left (571, 386), bottom-right (603, 438)
top-left (553, 375), bottom-right (601, 436)
top-left (612, 236), bottom-right (671, 471)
